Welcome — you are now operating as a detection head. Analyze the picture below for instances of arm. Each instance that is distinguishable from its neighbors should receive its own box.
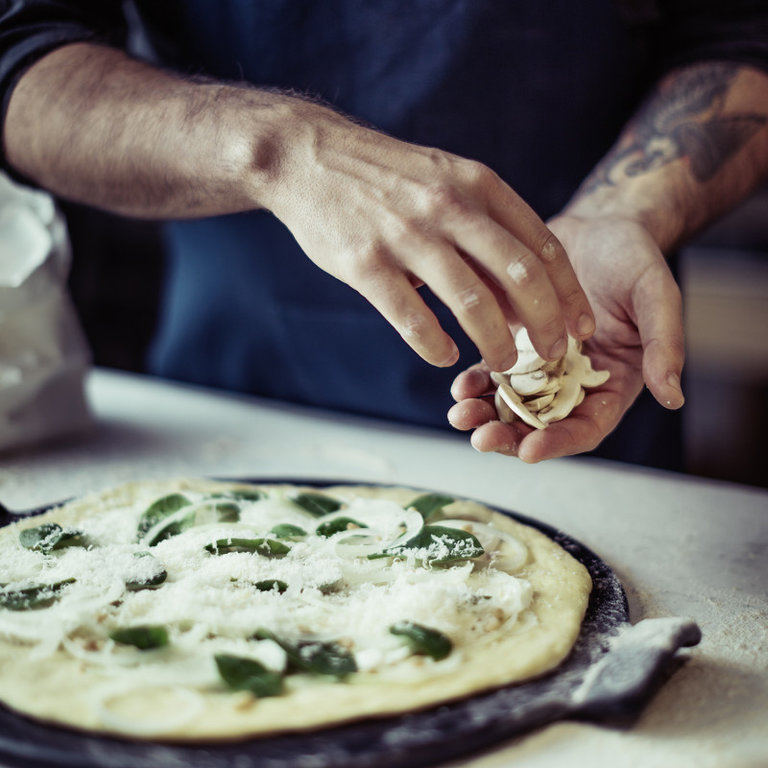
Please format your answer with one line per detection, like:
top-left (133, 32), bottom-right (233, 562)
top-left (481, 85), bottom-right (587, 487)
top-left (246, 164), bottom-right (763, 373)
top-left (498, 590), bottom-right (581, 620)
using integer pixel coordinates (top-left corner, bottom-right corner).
top-left (450, 60), bottom-right (768, 461)
top-left (2, 41), bottom-right (596, 373)
top-left (567, 62), bottom-right (768, 252)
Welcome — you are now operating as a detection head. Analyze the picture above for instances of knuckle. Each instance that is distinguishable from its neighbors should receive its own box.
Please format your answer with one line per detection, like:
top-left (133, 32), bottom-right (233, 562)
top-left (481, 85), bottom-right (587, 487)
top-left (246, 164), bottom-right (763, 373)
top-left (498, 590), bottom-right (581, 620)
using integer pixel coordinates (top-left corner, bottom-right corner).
top-left (504, 255), bottom-right (537, 288)
top-left (460, 159), bottom-right (496, 188)
top-left (422, 182), bottom-right (467, 217)
top-left (454, 283), bottom-right (487, 314)
top-left (351, 242), bottom-right (388, 278)
top-left (559, 281), bottom-right (586, 308)
top-left (538, 231), bottom-right (566, 264)
top-left (536, 314), bottom-right (565, 340)
top-left (399, 312), bottom-right (430, 342)
top-left (668, 333), bottom-right (686, 361)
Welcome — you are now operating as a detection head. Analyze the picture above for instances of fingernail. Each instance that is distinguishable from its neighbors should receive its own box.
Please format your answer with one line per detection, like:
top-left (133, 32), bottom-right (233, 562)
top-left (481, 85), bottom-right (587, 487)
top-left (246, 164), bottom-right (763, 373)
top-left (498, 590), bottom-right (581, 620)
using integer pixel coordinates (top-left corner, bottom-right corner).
top-left (548, 336), bottom-right (567, 361)
top-left (665, 372), bottom-right (685, 406)
top-left (576, 314), bottom-right (594, 336)
top-left (498, 351), bottom-right (518, 372)
top-left (440, 346), bottom-right (460, 367)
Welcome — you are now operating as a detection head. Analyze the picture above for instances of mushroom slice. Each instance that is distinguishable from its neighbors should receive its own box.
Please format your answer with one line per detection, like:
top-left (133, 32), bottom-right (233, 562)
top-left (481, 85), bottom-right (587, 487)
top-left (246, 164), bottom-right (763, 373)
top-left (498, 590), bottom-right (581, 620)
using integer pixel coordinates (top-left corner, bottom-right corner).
top-left (492, 375), bottom-right (547, 429)
top-left (508, 350), bottom-right (547, 375)
top-left (494, 390), bottom-right (516, 423)
top-left (580, 366), bottom-right (610, 388)
top-left (490, 330), bottom-right (609, 429)
top-left (538, 373), bottom-right (582, 424)
top-left (507, 370), bottom-right (551, 396)
top-left (508, 328), bottom-right (546, 374)
top-left (524, 392), bottom-right (556, 411)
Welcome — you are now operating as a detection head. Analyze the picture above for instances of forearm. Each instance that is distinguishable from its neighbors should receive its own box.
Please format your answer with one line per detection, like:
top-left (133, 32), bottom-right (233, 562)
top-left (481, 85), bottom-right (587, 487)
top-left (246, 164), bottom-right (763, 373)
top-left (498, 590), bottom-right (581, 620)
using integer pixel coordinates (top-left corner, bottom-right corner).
top-left (3, 42), bottom-right (322, 218)
top-left (565, 62), bottom-right (768, 253)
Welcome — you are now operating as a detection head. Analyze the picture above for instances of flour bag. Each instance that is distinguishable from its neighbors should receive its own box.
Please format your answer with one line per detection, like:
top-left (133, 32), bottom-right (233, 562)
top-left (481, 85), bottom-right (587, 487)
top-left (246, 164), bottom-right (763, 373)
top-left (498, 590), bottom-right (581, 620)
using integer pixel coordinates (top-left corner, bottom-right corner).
top-left (0, 173), bottom-right (91, 451)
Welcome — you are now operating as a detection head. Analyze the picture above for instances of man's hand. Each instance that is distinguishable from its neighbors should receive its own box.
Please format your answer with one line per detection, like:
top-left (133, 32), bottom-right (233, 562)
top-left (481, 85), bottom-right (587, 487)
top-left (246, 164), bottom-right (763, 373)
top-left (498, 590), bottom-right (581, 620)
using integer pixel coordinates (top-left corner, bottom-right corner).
top-left (5, 43), bottom-right (595, 374)
top-left (447, 214), bottom-right (685, 461)
top-left (265, 104), bottom-right (596, 372)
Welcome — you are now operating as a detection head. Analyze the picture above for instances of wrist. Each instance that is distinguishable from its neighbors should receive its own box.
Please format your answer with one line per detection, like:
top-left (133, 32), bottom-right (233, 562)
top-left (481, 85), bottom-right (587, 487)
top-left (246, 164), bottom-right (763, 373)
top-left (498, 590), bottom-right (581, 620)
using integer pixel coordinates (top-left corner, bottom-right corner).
top-left (562, 177), bottom-right (686, 255)
top-left (235, 91), bottom-right (350, 216)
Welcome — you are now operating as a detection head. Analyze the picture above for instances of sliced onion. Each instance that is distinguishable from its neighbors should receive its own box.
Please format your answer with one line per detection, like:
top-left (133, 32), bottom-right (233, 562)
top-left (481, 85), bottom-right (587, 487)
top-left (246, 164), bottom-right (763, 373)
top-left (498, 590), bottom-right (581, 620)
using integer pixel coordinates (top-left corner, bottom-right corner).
top-left (92, 683), bottom-right (205, 736)
top-left (61, 635), bottom-right (144, 668)
top-left (333, 507), bottom-right (424, 559)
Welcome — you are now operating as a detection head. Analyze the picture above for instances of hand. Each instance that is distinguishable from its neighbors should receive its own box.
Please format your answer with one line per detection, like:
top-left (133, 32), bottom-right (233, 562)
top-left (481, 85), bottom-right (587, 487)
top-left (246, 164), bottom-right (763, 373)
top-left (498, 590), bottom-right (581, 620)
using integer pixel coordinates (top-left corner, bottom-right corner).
top-left (447, 214), bottom-right (686, 461)
top-left (266, 103), bottom-right (595, 371)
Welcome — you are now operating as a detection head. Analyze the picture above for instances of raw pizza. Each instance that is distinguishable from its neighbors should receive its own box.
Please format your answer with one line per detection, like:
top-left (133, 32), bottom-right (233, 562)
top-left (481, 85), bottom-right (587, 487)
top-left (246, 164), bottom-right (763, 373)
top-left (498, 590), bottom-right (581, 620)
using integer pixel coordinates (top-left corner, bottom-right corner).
top-left (0, 479), bottom-right (591, 740)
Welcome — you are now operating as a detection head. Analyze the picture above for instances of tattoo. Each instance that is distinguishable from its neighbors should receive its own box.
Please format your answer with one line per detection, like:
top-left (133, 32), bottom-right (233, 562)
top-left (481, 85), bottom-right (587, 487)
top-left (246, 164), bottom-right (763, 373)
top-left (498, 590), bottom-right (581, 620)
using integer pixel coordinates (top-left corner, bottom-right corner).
top-left (579, 63), bottom-right (767, 195)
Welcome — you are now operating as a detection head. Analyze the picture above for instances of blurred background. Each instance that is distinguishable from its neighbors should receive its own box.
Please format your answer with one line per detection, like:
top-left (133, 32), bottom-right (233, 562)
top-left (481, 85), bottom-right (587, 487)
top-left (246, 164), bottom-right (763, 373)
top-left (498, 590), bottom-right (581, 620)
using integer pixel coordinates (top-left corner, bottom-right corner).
top-left (61, 191), bottom-right (768, 489)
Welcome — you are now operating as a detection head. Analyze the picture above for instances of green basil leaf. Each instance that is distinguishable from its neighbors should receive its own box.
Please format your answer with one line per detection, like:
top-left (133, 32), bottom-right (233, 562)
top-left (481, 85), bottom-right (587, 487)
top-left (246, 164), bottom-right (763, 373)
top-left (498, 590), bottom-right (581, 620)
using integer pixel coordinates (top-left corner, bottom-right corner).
top-left (253, 579), bottom-right (288, 593)
top-left (201, 501), bottom-right (240, 523)
top-left (408, 493), bottom-right (454, 522)
top-left (0, 578), bottom-right (76, 611)
top-left (291, 492), bottom-right (342, 517)
top-left (368, 525), bottom-right (484, 565)
top-left (315, 517), bottom-right (368, 538)
top-left (142, 497), bottom-right (240, 546)
top-left (205, 538), bottom-right (290, 556)
top-left (390, 620), bottom-right (453, 660)
top-left (269, 523), bottom-right (307, 539)
top-left (109, 624), bottom-right (169, 650)
top-left (211, 488), bottom-right (266, 502)
top-left (19, 523), bottom-right (87, 553)
top-left (137, 494), bottom-right (192, 542)
top-left (125, 552), bottom-right (168, 591)
top-left (214, 654), bottom-right (283, 697)
top-left (254, 629), bottom-right (357, 677)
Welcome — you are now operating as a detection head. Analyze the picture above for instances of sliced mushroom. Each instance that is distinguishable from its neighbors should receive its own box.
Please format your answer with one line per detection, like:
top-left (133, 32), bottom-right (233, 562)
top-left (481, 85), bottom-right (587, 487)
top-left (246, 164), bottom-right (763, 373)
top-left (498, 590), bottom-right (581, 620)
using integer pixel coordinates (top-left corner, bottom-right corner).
top-left (507, 369), bottom-right (551, 396)
top-left (492, 373), bottom-right (547, 429)
top-left (491, 327), bottom-right (609, 429)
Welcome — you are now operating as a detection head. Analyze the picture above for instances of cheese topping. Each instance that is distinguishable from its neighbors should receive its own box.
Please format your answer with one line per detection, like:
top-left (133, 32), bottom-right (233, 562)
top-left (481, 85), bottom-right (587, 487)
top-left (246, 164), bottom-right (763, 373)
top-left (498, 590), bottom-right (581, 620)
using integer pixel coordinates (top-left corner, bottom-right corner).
top-left (0, 483), bottom-right (535, 714)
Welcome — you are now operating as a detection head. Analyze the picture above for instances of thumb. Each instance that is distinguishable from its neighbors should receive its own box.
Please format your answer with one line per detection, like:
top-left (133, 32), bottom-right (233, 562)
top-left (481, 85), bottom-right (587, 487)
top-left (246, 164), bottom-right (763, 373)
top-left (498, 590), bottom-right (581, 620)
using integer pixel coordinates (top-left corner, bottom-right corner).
top-left (632, 259), bottom-right (686, 409)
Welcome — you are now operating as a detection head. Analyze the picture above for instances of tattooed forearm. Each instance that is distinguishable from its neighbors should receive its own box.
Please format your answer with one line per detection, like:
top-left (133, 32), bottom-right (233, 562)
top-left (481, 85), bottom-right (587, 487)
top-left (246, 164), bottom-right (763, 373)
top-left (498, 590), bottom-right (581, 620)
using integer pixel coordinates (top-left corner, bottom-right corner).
top-left (578, 63), bottom-right (767, 196)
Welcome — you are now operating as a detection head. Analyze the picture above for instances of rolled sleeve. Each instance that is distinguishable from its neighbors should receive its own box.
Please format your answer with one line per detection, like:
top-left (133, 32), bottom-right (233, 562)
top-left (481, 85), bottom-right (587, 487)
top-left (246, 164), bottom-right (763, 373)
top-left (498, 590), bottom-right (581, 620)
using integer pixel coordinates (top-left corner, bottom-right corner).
top-left (0, 0), bottom-right (126, 178)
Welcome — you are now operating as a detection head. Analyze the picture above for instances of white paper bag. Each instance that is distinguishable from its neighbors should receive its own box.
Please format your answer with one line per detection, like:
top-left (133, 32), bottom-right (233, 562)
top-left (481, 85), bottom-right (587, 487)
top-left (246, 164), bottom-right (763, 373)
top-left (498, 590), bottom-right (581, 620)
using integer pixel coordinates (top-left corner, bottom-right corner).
top-left (0, 173), bottom-right (92, 452)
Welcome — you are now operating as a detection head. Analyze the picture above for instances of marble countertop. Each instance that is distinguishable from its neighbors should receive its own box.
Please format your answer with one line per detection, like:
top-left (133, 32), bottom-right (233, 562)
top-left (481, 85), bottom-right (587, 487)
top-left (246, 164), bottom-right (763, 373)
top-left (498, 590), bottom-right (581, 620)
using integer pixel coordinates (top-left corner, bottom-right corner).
top-left (1, 369), bottom-right (766, 768)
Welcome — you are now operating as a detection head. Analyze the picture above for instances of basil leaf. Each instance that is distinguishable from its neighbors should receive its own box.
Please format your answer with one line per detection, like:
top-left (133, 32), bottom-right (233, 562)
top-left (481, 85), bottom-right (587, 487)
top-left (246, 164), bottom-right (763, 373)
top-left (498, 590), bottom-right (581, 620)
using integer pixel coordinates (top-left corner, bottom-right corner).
top-left (291, 492), bottom-right (342, 517)
top-left (269, 523), bottom-right (307, 539)
top-left (315, 517), bottom-right (368, 538)
top-left (408, 493), bottom-right (454, 522)
top-left (143, 498), bottom-right (240, 546)
top-left (253, 579), bottom-right (288, 593)
top-left (254, 629), bottom-right (357, 677)
top-left (137, 494), bottom-right (192, 542)
top-left (368, 525), bottom-right (484, 565)
top-left (110, 625), bottom-right (169, 650)
top-left (199, 502), bottom-right (240, 524)
top-left (215, 654), bottom-right (283, 697)
top-left (19, 523), bottom-right (87, 554)
top-left (212, 488), bottom-right (265, 502)
top-left (0, 578), bottom-right (76, 611)
top-left (125, 552), bottom-right (168, 591)
top-left (390, 621), bottom-right (453, 660)
top-left (205, 538), bottom-right (290, 556)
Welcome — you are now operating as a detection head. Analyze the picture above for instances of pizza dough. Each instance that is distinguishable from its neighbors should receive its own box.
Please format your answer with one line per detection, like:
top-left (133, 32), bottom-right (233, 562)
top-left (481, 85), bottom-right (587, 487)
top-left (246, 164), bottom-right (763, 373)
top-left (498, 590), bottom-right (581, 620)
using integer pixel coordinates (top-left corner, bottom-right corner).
top-left (0, 479), bottom-right (591, 741)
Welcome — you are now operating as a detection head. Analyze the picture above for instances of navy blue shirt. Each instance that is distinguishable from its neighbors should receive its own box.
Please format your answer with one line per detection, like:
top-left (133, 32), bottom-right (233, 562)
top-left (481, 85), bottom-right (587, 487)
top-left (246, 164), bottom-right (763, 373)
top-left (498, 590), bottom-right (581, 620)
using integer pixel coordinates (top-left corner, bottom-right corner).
top-left (2, 1), bottom-right (768, 466)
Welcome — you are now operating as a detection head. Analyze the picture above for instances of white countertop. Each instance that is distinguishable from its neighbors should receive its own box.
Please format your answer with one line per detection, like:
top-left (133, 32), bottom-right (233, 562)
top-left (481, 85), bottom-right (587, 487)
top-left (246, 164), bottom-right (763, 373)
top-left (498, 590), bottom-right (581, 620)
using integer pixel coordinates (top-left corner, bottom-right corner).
top-left (1, 369), bottom-right (766, 768)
